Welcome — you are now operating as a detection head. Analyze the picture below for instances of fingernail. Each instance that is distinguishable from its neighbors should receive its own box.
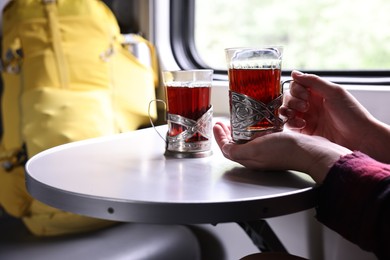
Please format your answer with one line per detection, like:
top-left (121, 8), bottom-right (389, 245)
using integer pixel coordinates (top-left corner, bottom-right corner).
top-left (294, 118), bottom-right (306, 128)
top-left (222, 144), bottom-right (232, 157)
top-left (298, 101), bottom-right (308, 111)
top-left (300, 91), bottom-right (310, 100)
top-left (286, 108), bottom-right (295, 117)
top-left (293, 70), bottom-right (304, 76)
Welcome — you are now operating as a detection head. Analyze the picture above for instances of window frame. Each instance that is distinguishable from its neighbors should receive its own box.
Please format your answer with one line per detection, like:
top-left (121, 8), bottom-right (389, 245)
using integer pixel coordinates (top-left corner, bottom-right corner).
top-left (169, 0), bottom-right (390, 85)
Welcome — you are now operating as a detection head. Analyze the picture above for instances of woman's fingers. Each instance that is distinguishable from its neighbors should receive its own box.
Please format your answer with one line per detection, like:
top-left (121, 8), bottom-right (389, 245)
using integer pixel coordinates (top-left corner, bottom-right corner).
top-left (213, 122), bottom-right (234, 159)
top-left (213, 122), bottom-right (230, 146)
top-left (213, 122), bottom-right (265, 163)
top-left (291, 70), bottom-right (342, 99)
top-left (280, 85), bottom-right (307, 129)
top-left (283, 95), bottom-right (309, 113)
top-left (289, 79), bottom-right (310, 101)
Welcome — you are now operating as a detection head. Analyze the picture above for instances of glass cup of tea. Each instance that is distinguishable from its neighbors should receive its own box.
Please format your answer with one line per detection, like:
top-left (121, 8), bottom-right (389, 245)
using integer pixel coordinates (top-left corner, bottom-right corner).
top-left (225, 47), bottom-right (288, 143)
top-left (156, 69), bottom-right (213, 158)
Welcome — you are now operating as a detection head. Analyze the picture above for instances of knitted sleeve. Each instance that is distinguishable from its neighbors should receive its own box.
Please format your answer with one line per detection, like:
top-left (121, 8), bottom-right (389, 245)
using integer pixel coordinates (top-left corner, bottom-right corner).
top-left (316, 151), bottom-right (390, 260)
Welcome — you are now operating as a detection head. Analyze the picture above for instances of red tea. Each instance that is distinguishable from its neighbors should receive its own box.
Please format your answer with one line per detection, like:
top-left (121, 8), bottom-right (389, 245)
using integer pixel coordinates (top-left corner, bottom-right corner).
top-left (228, 68), bottom-right (281, 130)
top-left (165, 86), bottom-right (211, 142)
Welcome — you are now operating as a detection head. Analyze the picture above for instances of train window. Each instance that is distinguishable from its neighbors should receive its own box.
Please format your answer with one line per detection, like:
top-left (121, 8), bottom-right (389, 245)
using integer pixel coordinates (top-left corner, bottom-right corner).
top-left (170, 0), bottom-right (390, 79)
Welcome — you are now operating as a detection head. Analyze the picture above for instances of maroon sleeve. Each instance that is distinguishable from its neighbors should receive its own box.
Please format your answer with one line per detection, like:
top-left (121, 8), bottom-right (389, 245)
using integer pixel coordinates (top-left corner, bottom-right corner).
top-left (316, 151), bottom-right (390, 260)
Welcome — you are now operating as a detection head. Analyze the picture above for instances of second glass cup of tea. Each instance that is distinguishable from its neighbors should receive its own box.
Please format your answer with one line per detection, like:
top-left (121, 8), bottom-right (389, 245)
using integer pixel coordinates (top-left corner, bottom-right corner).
top-left (225, 47), bottom-right (286, 143)
top-left (161, 69), bottom-right (213, 158)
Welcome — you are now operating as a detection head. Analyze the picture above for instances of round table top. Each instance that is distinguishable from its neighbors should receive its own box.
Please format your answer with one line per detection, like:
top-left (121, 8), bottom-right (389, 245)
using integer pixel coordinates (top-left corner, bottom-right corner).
top-left (25, 125), bottom-right (318, 224)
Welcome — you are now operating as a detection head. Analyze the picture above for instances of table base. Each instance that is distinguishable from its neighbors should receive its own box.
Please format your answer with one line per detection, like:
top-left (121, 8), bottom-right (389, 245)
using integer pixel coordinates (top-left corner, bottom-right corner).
top-left (238, 220), bottom-right (287, 253)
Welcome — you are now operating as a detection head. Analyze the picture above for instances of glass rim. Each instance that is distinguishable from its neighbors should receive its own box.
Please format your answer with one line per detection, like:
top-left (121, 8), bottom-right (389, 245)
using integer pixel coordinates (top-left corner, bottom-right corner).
top-left (224, 46), bottom-right (284, 52)
top-left (162, 69), bottom-right (213, 86)
top-left (162, 69), bottom-right (214, 74)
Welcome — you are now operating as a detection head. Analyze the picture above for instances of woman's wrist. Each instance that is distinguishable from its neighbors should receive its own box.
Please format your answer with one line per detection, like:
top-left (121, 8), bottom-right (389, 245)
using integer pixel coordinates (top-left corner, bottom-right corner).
top-left (360, 120), bottom-right (390, 163)
top-left (295, 136), bottom-right (352, 183)
top-left (308, 150), bottom-right (351, 183)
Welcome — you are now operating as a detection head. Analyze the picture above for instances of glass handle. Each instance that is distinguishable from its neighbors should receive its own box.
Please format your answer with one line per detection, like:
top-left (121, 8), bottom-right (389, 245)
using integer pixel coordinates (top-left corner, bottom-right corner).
top-left (148, 99), bottom-right (167, 142)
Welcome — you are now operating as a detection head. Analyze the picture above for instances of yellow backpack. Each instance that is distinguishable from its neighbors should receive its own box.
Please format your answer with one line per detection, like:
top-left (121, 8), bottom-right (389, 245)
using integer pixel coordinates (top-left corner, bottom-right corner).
top-left (0, 0), bottom-right (158, 236)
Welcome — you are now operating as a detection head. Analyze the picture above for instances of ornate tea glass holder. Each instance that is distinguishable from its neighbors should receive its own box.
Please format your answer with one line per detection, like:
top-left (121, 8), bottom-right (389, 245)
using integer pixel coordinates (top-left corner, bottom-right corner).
top-left (149, 100), bottom-right (213, 158)
top-left (165, 106), bottom-right (213, 158)
top-left (230, 91), bottom-right (285, 142)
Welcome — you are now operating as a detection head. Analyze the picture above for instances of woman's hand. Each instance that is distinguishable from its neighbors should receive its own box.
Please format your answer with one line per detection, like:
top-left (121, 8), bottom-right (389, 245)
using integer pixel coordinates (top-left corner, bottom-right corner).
top-left (280, 71), bottom-right (390, 163)
top-left (213, 122), bottom-right (352, 183)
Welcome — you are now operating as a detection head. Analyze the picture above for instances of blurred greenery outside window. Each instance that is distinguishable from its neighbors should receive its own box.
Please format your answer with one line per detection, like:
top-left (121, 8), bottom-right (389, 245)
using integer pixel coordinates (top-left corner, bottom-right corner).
top-left (194, 0), bottom-right (390, 72)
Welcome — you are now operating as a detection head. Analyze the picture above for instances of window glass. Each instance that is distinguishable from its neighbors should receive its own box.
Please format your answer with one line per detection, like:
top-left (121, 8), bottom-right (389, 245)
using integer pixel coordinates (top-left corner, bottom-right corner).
top-left (195, 0), bottom-right (390, 71)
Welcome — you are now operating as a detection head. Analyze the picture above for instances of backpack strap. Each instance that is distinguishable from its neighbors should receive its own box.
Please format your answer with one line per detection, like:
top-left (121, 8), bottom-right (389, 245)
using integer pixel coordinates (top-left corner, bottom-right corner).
top-left (130, 34), bottom-right (159, 87)
top-left (121, 33), bottom-right (160, 87)
top-left (42, 0), bottom-right (69, 89)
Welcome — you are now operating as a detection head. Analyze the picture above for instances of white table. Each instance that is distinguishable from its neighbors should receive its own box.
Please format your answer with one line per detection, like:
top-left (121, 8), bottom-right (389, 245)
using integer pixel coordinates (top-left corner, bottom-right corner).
top-left (25, 125), bottom-right (317, 226)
